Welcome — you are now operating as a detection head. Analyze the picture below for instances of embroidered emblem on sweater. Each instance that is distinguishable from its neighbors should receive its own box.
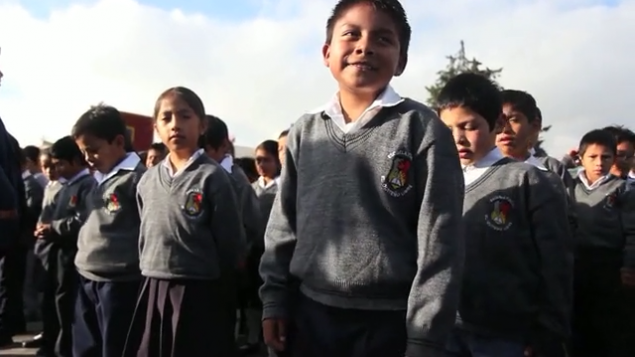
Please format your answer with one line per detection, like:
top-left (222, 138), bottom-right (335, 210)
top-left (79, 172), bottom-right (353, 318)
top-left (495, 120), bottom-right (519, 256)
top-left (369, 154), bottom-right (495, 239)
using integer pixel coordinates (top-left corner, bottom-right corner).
top-left (105, 193), bottom-right (120, 213)
top-left (604, 191), bottom-right (618, 210)
top-left (69, 195), bottom-right (77, 208)
top-left (381, 150), bottom-right (413, 197)
top-left (485, 196), bottom-right (514, 231)
top-left (183, 189), bottom-right (203, 217)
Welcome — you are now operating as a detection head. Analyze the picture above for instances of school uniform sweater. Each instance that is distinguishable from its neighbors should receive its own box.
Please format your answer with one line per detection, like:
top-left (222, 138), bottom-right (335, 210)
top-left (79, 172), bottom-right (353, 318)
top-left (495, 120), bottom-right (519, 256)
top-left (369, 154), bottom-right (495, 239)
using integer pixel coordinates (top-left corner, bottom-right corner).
top-left (38, 181), bottom-right (64, 224)
top-left (227, 161), bottom-right (261, 249)
top-left (75, 158), bottom-right (146, 281)
top-left (537, 155), bottom-right (575, 188)
top-left (259, 98), bottom-right (465, 357)
top-left (49, 173), bottom-right (95, 248)
top-left (137, 154), bottom-right (245, 280)
top-left (458, 157), bottom-right (573, 341)
top-left (22, 172), bottom-right (44, 244)
top-left (572, 175), bottom-right (635, 267)
top-left (252, 178), bottom-right (278, 249)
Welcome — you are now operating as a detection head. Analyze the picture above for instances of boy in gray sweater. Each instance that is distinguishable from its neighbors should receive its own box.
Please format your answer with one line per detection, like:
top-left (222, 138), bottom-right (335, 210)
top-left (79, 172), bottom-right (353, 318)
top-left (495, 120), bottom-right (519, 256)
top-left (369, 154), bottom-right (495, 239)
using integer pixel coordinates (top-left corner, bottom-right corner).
top-left (259, 1), bottom-right (465, 356)
top-left (71, 105), bottom-right (145, 357)
top-left (35, 136), bottom-right (95, 357)
top-left (569, 129), bottom-right (635, 357)
top-left (437, 73), bottom-right (572, 357)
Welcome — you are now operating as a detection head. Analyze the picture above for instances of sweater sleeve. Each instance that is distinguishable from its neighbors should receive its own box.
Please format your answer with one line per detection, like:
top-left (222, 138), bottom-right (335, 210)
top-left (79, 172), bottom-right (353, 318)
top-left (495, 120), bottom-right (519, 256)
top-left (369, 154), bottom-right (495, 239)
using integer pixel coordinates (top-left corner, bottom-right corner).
top-left (51, 179), bottom-right (95, 238)
top-left (406, 114), bottom-right (465, 357)
top-left (620, 189), bottom-right (635, 268)
top-left (259, 122), bottom-right (299, 321)
top-left (526, 169), bottom-right (574, 340)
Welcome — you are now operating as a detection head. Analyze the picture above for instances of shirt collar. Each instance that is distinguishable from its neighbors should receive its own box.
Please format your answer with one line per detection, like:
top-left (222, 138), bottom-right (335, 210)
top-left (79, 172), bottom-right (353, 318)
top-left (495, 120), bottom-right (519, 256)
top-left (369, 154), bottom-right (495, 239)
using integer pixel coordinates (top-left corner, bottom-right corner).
top-left (93, 152), bottom-right (141, 185)
top-left (66, 168), bottom-right (90, 185)
top-left (524, 155), bottom-right (549, 171)
top-left (308, 85), bottom-right (404, 116)
top-left (462, 147), bottom-right (504, 172)
top-left (257, 176), bottom-right (279, 189)
top-left (578, 170), bottom-right (611, 190)
top-left (219, 155), bottom-right (233, 174)
top-left (22, 170), bottom-right (31, 179)
top-left (163, 149), bottom-right (204, 177)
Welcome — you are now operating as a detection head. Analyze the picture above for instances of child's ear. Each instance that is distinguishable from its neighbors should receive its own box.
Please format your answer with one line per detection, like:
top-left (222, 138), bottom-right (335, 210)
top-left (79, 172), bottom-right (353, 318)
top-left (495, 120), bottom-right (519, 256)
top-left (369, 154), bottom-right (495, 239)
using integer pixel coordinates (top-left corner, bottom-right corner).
top-left (394, 54), bottom-right (408, 77)
top-left (322, 44), bottom-right (331, 67)
top-left (114, 134), bottom-right (125, 148)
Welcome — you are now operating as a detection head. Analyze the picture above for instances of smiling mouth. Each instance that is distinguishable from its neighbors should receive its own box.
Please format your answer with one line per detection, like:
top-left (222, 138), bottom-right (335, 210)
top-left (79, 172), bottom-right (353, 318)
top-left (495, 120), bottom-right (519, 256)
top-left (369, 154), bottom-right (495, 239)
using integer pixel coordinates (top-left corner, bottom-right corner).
top-left (348, 62), bottom-right (377, 71)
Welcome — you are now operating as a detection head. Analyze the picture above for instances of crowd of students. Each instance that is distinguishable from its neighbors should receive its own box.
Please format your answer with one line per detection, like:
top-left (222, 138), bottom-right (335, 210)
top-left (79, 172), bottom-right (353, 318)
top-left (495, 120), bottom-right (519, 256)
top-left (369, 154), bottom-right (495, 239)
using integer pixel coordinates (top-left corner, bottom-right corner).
top-left (0, 0), bottom-right (634, 357)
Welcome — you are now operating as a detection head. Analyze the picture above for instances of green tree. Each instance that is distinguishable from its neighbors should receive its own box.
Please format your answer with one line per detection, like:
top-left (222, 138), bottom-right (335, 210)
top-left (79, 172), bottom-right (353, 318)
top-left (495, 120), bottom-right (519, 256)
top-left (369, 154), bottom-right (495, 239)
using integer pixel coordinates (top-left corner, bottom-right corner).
top-left (426, 41), bottom-right (503, 108)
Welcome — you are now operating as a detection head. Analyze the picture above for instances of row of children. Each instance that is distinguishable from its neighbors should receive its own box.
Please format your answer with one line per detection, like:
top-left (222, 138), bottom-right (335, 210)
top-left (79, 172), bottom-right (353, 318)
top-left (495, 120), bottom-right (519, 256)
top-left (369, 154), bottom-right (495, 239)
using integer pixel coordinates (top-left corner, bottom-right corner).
top-left (0, 0), bottom-right (634, 356)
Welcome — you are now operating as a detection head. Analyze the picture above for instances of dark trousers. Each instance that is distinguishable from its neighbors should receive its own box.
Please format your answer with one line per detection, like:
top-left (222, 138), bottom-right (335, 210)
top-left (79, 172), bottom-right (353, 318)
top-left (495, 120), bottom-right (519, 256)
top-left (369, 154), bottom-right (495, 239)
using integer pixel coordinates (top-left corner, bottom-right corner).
top-left (72, 276), bottom-right (140, 357)
top-left (41, 247), bottom-right (78, 357)
top-left (123, 278), bottom-right (237, 357)
top-left (0, 244), bottom-right (27, 339)
top-left (274, 293), bottom-right (407, 357)
top-left (571, 251), bottom-right (627, 357)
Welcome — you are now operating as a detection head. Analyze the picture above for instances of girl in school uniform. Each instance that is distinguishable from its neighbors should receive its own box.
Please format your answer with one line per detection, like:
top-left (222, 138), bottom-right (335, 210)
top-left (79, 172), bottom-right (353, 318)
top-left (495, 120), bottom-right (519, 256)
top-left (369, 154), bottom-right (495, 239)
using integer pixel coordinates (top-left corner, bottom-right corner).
top-left (242, 140), bottom-right (281, 352)
top-left (123, 87), bottom-right (245, 357)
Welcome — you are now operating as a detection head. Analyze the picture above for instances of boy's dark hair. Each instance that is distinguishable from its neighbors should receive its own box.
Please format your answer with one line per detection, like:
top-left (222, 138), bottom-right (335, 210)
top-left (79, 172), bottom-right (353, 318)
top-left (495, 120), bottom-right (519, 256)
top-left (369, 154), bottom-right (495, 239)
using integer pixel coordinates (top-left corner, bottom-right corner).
top-left (326, 0), bottom-right (411, 61)
top-left (602, 125), bottom-right (635, 146)
top-left (22, 145), bottom-right (41, 163)
top-left (278, 129), bottom-right (289, 139)
top-left (500, 89), bottom-right (537, 122)
top-left (235, 157), bottom-right (258, 182)
top-left (578, 129), bottom-right (617, 156)
top-left (149, 142), bottom-right (166, 153)
top-left (535, 107), bottom-right (542, 121)
top-left (49, 136), bottom-right (85, 163)
top-left (71, 104), bottom-right (132, 147)
top-left (436, 73), bottom-right (502, 131)
top-left (199, 115), bottom-right (229, 149)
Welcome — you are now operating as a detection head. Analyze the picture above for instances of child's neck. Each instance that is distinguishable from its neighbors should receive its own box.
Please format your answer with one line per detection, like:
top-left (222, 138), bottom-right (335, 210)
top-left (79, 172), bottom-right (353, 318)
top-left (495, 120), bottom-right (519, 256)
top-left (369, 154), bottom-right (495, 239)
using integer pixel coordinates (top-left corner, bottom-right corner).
top-left (339, 88), bottom-right (382, 124)
top-left (65, 167), bottom-right (86, 180)
top-left (262, 176), bottom-right (275, 183)
top-left (101, 151), bottom-right (129, 174)
top-left (585, 171), bottom-right (604, 184)
top-left (169, 148), bottom-right (198, 172)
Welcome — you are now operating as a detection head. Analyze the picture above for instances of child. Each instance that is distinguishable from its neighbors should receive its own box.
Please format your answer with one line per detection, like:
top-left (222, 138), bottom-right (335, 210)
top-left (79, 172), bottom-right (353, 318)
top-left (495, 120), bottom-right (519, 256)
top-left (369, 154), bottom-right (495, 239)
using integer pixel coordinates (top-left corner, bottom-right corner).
top-left (23, 145), bottom-right (49, 188)
top-left (235, 157), bottom-right (258, 183)
top-left (277, 129), bottom-right (289, 166)
top-left (144, 142), bottom-right (166, 168)
top-left (35, 136), bottom-right (95, 357)
top-left (438, 73), bottom-right (572, 357)
top-left (200, 114), bottom-right (261, 352)
top-left (602, 125), bottom-right (635, 180)
top-left (570, 129), bottom-right (635, 357)
top-left (70, 104), bottom-right (146, 357)
top-left (20, 148), bottom-right (45, 323)
top-left (123, 87), bottom-right (245, 357)
top-left (259, 1), bottom-right (465, 356)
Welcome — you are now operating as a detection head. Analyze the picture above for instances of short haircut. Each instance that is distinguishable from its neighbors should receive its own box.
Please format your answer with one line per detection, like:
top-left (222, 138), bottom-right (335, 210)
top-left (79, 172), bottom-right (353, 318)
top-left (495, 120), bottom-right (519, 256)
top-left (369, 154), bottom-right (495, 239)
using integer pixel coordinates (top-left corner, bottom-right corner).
top-left (326, 0), bottom-right (411, 61)
top-left (535, 107), bottom-right (542, 121)
top-left (436, 72), bottom-right (502, 131)
top-left (278, 129), bottom-right (289, 139)
top-left (578, 129), bottom-right (617, 156)
top-left (49, 136), bottom-right (85, 163)
top-left (500, 89), bottom-right (537, 122)
top-left (22, 145), bottom-right (41, 162)
top-left (149, 142), bottom-right (166, 153)
top-left (199, 115), bottom-right (229, 150)
top-left (71, 104), bottom-right (129, 145)
top-left (602, 125), bottom-right (635, 147)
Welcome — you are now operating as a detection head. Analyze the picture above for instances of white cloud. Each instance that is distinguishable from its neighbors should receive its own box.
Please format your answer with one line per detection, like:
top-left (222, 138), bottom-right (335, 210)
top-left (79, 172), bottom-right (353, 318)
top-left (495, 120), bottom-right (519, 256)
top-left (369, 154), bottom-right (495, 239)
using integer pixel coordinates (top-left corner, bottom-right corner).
top-left (0, 0), bottom-right (633, 157)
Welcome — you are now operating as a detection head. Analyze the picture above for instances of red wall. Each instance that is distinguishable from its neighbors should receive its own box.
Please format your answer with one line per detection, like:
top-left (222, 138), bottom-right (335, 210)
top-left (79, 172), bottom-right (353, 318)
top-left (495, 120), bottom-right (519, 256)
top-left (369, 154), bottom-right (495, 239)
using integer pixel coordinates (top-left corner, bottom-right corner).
top-left (121, 112), bottom-right (153, 152)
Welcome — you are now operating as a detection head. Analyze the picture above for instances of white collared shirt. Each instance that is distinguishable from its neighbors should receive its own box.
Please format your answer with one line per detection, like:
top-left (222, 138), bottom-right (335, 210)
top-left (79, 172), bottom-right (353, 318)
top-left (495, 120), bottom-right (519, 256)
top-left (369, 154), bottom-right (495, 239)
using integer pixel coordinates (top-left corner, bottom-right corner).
top-left (578, 170), bottom-right (611, 190)
top-left (462, 147), bottom-right (505, 186)
top-left (22, 170), bottom-right (31, 179)
top-left (309, 86), bottom-right (404, 134)
top-left (257, 176), bottom-right (279, 189)
top-left (93, 152), bottom-right (141, 186)
top-left (524, 155), bottom-right (549, 171)
top-left (66, 169), bottom-right (90, 185)
top-left (163, 149), bottom-right (204, 177)
top-left (219, 155), bottom-right (233, 174)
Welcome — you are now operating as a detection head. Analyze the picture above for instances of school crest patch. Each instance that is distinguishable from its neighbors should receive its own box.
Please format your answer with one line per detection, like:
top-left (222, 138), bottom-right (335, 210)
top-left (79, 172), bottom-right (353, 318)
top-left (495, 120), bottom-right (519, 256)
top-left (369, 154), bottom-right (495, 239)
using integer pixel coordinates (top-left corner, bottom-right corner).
top-left (604, 191), bottom-right (618, 210)
top-left (68, 195), bottom-right (78, 208)
top-left (182, 189), bottom-right (203, 217)
top-left (485, 195), bottom-right (514, 231)
top-left (381, 150), bottom-right (413, 197)
top-left (105, 193), bottom-right (120, 213)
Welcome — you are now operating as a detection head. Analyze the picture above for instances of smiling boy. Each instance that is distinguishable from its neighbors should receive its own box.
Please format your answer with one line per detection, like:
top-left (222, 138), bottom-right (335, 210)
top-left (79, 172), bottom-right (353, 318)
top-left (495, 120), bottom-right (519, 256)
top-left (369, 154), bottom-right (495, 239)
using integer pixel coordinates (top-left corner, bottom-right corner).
top-left (259, 1), bottom-right (465, 356)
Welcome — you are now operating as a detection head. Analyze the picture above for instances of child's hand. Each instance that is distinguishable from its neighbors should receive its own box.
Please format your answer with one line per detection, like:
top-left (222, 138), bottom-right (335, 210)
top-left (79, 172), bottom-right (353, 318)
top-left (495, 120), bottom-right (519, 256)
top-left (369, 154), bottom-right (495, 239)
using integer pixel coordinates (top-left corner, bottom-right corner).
top-left (621, 268), bottom-right (635, 287)
top-left (34, 223), bottom-right (51, 238)
top-left (263, 318), bottom-right (287, 352)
